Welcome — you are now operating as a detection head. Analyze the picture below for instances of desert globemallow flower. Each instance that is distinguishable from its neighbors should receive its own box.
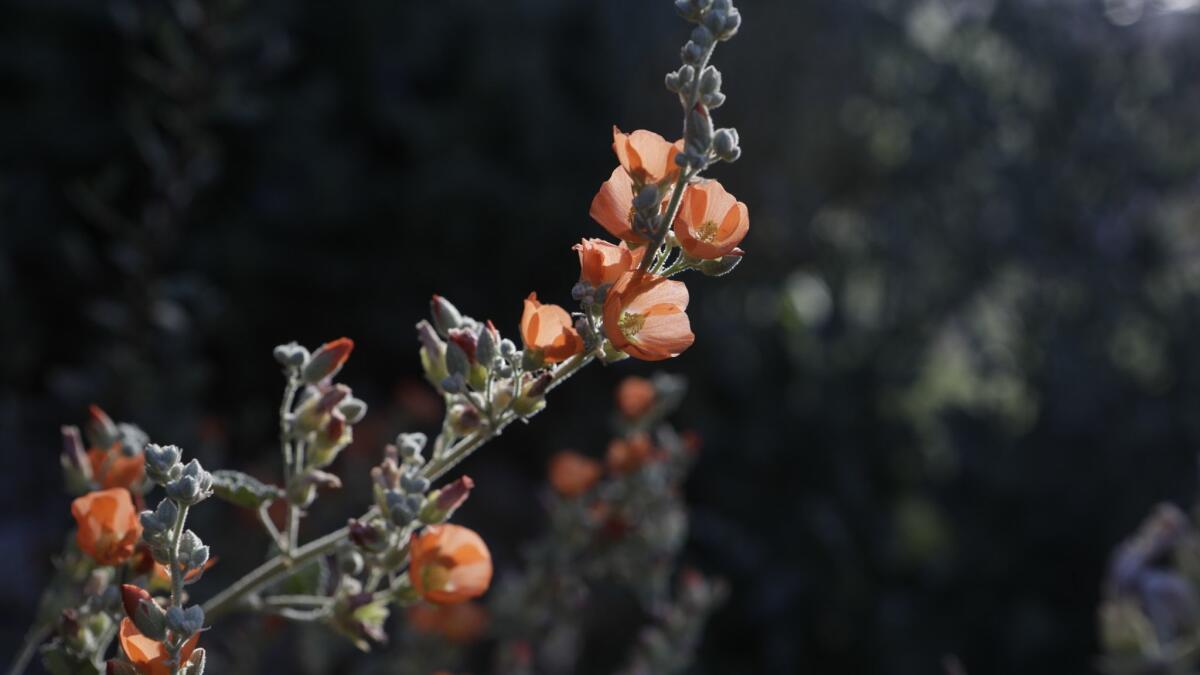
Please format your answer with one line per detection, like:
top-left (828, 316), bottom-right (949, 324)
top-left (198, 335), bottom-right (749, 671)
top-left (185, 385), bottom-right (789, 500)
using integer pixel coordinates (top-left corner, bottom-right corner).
top-left (520, 293), bottom-right (584, 364)
top-left (673, 179), bottom-right (749, 260)
top-left (71, 488), bottom-right (142, 566)
top-left (118, 618), bottom-right (200, 675)
top-left (612, 126), bottom-right (683, 186)
top-left (574, 238), bottom-right (644, 287)
top-left (603, 272), bottom-right (694, 361)
top-left (409, 524), bottom-right (493, 604)
top-left (589, 167), bottom-right (646, 244)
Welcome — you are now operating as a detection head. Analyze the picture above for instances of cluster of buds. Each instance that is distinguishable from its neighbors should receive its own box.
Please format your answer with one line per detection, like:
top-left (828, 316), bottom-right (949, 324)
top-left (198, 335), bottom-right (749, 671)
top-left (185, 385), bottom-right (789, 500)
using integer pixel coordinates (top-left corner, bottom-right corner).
top-left (60, 405), bottom-right (151, 496)
top-left (109, 444), bottom-right (213, 675)
top-left (668, 0), bottom-right (742, 170)
top-left (274, 338), bottom-right (364, 507)
top-left (419, 295), bottom-right (551, 433)
top-left (38, 567), bottom-right (123, 675)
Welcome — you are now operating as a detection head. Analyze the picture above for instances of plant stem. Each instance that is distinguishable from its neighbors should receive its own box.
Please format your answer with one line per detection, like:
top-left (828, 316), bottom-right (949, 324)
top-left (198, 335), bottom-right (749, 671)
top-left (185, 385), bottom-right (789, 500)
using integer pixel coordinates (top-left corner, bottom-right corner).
top-left (202, 522), bottom-right (350, 620)
top-left (169, 503), bottom-right (190, 608)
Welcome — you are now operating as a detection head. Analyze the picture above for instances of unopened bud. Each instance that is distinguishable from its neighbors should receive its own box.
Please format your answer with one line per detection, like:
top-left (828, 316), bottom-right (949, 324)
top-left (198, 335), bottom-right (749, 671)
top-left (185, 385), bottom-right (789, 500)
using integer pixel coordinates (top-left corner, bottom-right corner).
top-left (338, 397), bottom-right (368, 424)
top-left (476, 321), bottom-right (499, 367)
top-left (419, 475), bottom-right (475, 524)
top-left (302, 337), bottom-right (354, 384)
top-left (144, 444), bottom-right (182, 484)
top-left (430, 295), bottom-right (463, 337)
top-left (272, 342), bottom-right (309, 368)
top-left (713, 127), bottom-right (740, 162)
top-left (86, 404), bottom-right (119, 449)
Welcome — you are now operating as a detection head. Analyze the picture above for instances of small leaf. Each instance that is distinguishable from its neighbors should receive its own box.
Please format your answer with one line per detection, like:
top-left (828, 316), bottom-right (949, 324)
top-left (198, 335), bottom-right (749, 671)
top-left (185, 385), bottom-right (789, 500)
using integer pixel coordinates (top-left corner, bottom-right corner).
top-left (210, 470), bottom-right (283, 509)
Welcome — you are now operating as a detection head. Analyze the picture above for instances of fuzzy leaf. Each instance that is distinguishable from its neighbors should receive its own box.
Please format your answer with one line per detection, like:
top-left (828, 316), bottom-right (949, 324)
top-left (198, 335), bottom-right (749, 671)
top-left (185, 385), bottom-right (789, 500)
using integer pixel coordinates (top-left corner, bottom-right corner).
top-left (210, 470), bottom-right (283, 509)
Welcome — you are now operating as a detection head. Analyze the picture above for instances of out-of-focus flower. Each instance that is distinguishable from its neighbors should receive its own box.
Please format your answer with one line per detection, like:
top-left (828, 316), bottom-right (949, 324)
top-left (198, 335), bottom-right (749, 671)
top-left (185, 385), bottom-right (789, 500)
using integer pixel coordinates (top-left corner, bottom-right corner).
top-left (606, 433), bottom-right (656, 475)
top-left (615, 376), bottom-right (657, 419)
top-left (71, 488), bottom-right (142, 566)
top-left (548, 451), bottom-right (603, 498)
top-left (603, 273), bottom-right (694, 361)
top-left (575, 238), bottom-right (645, 287)
top-left (673, 180), bottom-right (749, 259)
top-left (406, 602), bottom-right (489, 644)
top-left (521, 293), bottom-right (584, 364)
top-left (87, 446), bottom-right (145, 491)
top-left (612, 126), bottom-right (683, 185)
top-left (409, 524), bottom-right (493, 604)
top-left (118, 618), bottom-right (199, 675)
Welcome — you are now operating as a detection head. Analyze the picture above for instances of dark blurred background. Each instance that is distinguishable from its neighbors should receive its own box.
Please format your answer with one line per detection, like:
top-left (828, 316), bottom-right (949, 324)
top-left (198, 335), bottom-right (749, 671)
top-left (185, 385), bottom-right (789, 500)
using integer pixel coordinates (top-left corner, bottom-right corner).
top-left (4, 0), bottom-right (1200, 673)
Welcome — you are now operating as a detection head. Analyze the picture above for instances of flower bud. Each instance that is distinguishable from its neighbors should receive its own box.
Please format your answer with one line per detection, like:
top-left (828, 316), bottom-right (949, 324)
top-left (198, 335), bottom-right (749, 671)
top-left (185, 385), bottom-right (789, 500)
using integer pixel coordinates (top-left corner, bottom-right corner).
top-left (302, 338), bottom-right (354, 384)
top-left (476, 321), bottom-right (499, 367)
top-left (273, 342), bottom-right (309, 368)
top-left (397, 433), bottom-right (427, 460)
top-left (61, 425), bottom-right (93, 491)
top-left (681, 40), bottom-right (704, 65)
top-left (127, 594), bottom-right (167, 641)
top-left (690, 24), bottom-right (714, 50)
top-left (144, 444), bottom-right (182, 485)
top-left (338, 397), bottom-right (368, 424)
top-left (400, 472), bottom-right (431, 495)
top-left (430, 295), bottom-right (463, 337)
top-left (86, 404), bottom-right (120, 449)
top-left (419, 476), bottom-right (475, 524)
top-left (165, 605), bottom-right (205, 638)
top-left (348, 518), bottom-right (387, 552)
top-left (713, 127), bottom-right (740, 162)
top-left (445, 341), bottom-right (471, 379)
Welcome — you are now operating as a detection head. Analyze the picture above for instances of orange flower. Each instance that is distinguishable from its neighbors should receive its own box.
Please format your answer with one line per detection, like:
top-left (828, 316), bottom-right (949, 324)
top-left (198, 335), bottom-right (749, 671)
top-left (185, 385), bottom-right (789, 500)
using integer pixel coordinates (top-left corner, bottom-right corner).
top-left (407, 602), bottom-right (489, 644)
top-left (87, 446), bottom-right (145, 491)
top-left (615, 376), bottom-right (656, 419)
top-left (606, 433), bottom-right (656, 474)
top-left (612, 126), bottom-right (683, 185)
top-left (520, 293), bottom-right (583, 364)
top-left (548, 451), bottom-right (603, 498)
top-left (574, 238), bottom-right (645, 287)
top-left (152, 558), bottom-right (217, 588)
top-left (71, 488), bottom-right (142, 566)
top-left (673, 180), bottom-right (749, 259)
top-left (589, 167), bottom-right (646, 244)
top-left (602, 272), bottom-right (694, 361)
top-left (409, 524), bottom-right (493, 604)
top-left (118, 618), bottom-right (199, 675)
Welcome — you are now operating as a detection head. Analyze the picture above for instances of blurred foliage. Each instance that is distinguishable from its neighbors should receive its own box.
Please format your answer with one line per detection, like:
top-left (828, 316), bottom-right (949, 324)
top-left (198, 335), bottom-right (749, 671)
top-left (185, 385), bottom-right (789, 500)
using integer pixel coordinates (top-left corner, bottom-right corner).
top-left (4, 0), bottom-right (1200, 673)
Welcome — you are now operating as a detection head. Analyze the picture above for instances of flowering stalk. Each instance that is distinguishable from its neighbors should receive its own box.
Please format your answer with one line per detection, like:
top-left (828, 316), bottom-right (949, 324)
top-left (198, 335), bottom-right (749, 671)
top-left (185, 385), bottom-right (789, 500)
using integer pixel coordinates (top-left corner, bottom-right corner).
top-left (13, 1), bottom-right (749, 669)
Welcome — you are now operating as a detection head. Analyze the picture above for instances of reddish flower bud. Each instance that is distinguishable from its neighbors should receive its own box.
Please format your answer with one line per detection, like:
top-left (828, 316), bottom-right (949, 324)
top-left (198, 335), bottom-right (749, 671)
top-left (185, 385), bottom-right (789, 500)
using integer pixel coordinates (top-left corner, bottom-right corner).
top-left (447, 327), bottom-right (479, 364)
top-left (121, 584), bottom-right (151, 622)
top-left (302, 338), bottom-right (354, 384)
top-left (85, 404), bottom-right (119, 449)
top-left (435, 476), bottom-right (474, 513)
top-left (430, 295), bottom-right (463, 336)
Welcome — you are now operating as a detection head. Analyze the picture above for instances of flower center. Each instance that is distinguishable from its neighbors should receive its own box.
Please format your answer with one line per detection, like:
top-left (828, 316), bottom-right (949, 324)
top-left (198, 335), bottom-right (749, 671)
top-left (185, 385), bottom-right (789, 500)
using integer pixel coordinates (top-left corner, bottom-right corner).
top-left (618, 312), bottom-right (645, 341)
top-left (697, 220), bottom-right (720, 243)
top-left (423, 561), bottom-right (453, 593)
